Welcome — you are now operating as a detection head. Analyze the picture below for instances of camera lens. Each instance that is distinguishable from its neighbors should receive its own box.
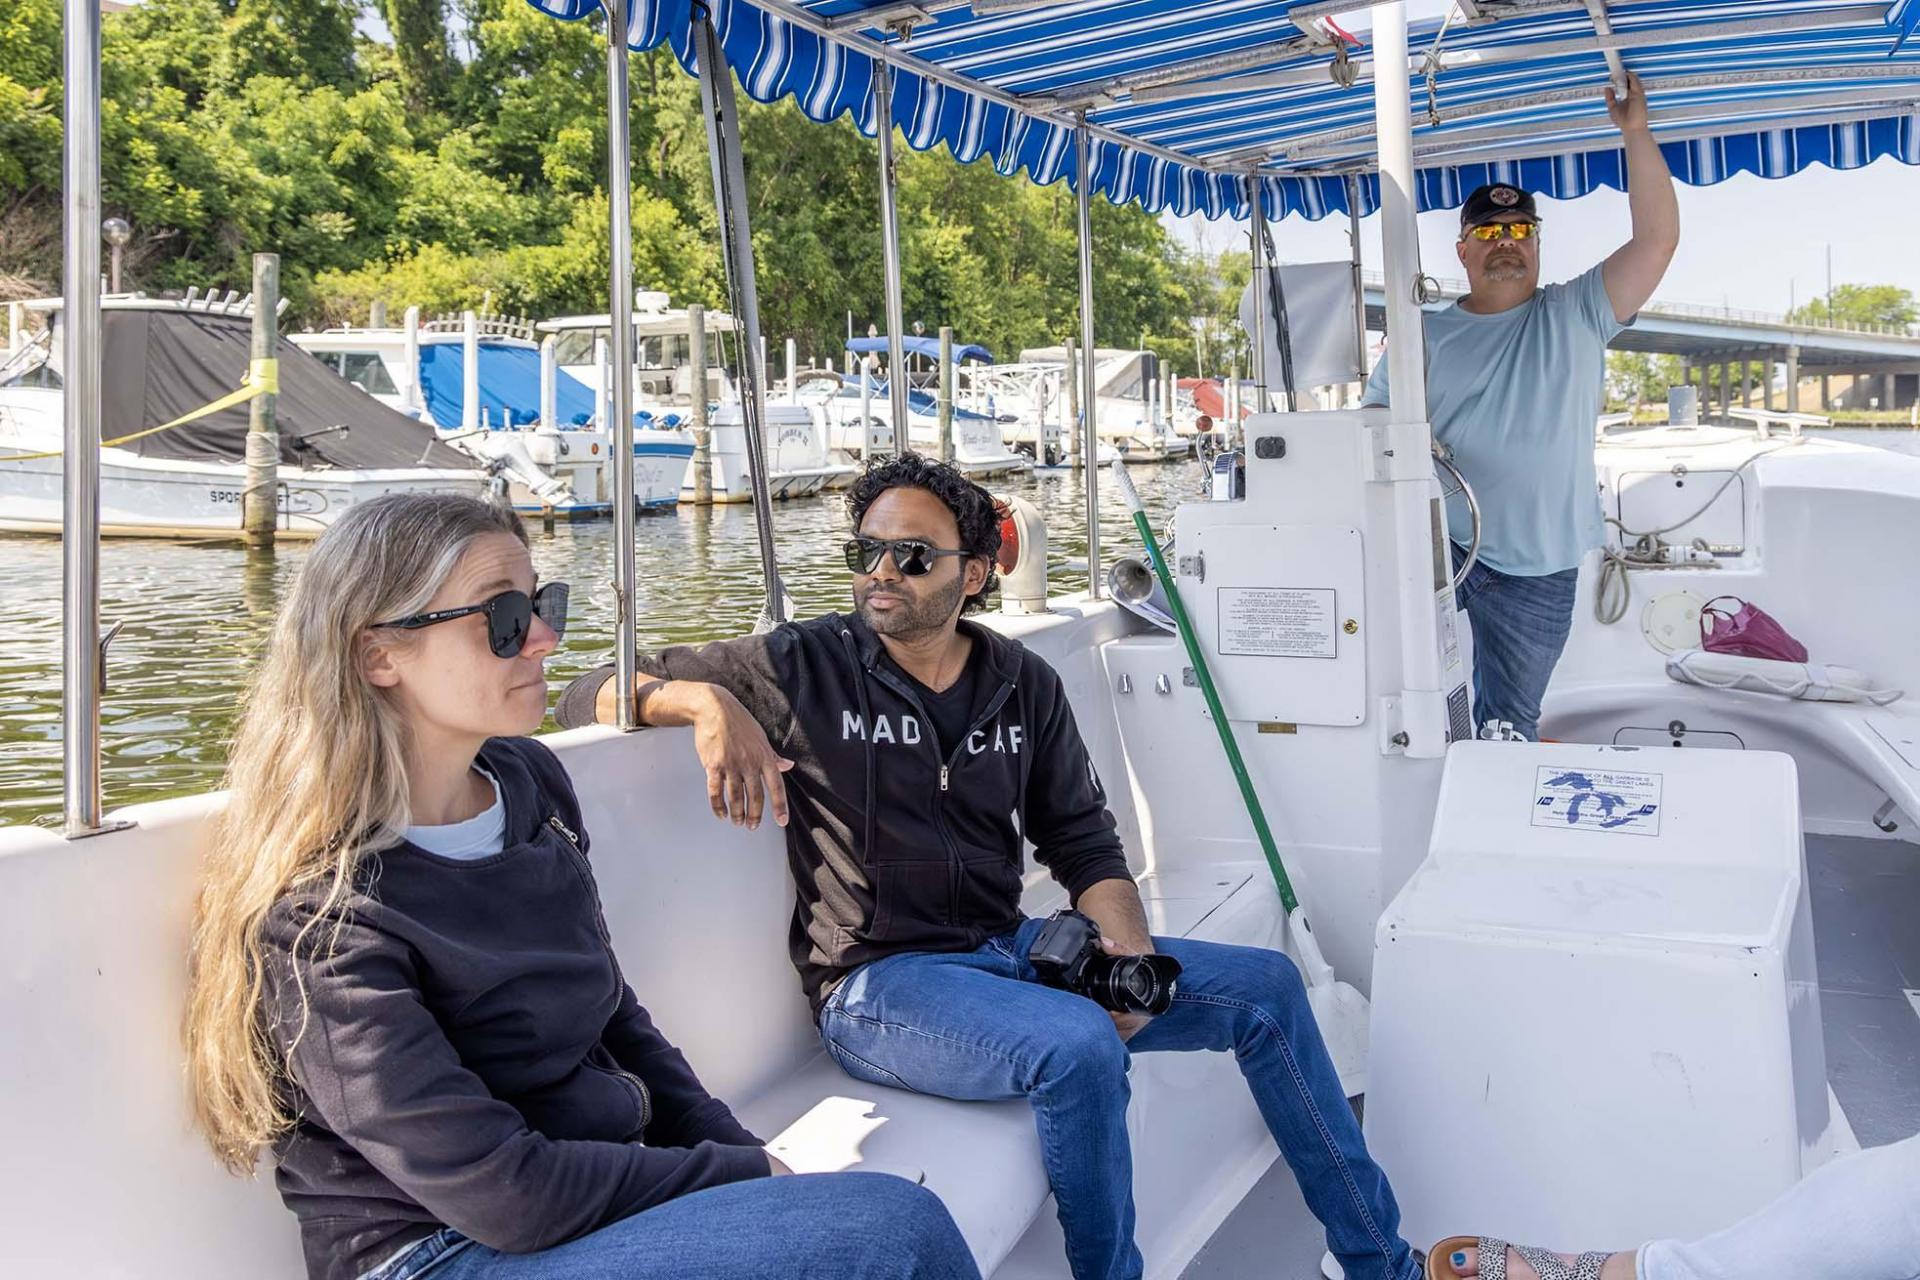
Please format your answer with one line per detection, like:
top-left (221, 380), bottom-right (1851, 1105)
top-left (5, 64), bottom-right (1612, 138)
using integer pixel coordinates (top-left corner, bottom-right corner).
top-left (1100, 955), bottom-right (1178, 1016)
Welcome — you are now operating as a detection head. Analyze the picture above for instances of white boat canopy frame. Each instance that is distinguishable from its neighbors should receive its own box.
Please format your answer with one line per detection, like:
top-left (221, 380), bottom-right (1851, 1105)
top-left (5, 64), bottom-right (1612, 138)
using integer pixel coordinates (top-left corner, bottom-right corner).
top-left (535, 0), bottom-right (1920, 222)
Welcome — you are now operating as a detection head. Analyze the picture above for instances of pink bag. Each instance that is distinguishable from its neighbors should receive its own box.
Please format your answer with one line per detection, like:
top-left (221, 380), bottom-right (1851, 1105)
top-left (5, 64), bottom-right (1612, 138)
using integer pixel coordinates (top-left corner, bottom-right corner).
top-left (1700, 596), bottom-right (1809, 663)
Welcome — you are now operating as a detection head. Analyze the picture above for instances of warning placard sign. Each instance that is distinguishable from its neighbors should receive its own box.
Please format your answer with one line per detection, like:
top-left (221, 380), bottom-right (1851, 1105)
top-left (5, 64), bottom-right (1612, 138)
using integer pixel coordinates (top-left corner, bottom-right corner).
top-left (1217, 587), bottom-right (1337, 659)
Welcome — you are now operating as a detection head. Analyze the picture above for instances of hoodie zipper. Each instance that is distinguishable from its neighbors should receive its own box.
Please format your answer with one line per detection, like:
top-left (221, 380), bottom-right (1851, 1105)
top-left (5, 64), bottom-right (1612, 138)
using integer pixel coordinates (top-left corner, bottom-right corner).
top-left (547, 813), bottom-right (653, 1133)
top-left (868, 667), bottom-right (1015, 927)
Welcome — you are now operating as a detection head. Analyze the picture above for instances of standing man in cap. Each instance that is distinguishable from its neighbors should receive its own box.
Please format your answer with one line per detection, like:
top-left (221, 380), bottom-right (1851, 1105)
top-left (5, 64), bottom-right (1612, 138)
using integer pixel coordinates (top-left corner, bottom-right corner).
top-left (1364, 71), bottom-right (1679, 741)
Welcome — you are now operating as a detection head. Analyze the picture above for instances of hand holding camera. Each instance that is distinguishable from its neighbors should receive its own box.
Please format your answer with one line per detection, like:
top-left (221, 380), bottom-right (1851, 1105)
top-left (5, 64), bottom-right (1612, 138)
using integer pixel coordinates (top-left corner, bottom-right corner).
top-left (1027, 909), bottom-right (1182, 1017)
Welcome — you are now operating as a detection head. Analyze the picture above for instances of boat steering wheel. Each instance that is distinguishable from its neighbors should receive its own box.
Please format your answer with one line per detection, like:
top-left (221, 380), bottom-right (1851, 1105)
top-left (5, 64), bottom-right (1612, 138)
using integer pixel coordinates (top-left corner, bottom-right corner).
top-left (1432, 443), bottom-right (1482, 595)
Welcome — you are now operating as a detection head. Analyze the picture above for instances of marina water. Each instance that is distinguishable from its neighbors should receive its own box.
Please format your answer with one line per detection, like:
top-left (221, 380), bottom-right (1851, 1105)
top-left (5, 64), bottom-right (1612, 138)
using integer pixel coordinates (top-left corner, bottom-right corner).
top-left (0, 463), bottom-right (1197, 827)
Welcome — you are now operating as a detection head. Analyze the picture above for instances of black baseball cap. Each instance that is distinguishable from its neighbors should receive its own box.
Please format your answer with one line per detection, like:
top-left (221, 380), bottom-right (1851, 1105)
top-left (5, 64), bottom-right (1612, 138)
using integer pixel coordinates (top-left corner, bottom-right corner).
top-left (1460, 182), bottom-right (1537, 229)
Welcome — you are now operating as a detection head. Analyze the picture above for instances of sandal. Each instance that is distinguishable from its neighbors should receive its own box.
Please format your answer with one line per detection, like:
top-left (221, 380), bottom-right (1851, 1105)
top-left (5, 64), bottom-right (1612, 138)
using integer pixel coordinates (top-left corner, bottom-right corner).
top-left (1427, 1236), bottom-right (1612, 1280)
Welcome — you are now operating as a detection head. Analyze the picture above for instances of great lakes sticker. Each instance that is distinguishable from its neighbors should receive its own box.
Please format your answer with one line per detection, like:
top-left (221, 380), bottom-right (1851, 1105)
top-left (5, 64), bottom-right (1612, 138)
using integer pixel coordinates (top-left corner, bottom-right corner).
top-left (1532, 765), bottom-right (1663, 836)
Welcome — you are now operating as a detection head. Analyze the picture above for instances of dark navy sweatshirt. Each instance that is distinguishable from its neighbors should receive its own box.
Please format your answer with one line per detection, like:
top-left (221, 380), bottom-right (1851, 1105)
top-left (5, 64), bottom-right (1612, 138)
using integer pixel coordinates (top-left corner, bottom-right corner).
top-left (261, 736), bottom-right (768, 1280)
top-left (554, 612), bottom-right (1132, 1012)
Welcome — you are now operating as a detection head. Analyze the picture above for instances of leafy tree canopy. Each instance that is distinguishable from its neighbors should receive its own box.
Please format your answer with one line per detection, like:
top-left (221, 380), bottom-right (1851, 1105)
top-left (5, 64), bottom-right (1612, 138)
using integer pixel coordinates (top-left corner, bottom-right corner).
top-left (0, 0), bottom-right (1233, 371)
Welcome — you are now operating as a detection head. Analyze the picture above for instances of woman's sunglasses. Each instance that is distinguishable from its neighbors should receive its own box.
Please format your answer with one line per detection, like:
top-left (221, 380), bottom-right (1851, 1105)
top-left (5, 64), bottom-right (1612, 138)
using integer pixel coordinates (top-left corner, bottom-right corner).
top-left (373, 583), bottom-right (570, 658)
top-left (843, 536), bottom-right (972, 577)
top-left (1464, 220), bottom-right (1539, 242)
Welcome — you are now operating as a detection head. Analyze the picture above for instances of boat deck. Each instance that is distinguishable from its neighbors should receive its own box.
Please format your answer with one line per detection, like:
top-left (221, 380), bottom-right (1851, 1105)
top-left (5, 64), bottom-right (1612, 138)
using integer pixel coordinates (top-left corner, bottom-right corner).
top-left (1181, 832), bottom-right (1920, 1278)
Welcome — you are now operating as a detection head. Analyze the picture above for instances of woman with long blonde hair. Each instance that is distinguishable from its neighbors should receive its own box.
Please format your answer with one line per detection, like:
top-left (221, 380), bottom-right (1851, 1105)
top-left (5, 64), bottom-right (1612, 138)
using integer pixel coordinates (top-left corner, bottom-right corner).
top-left (184, 492), bottom-right (975, 1280)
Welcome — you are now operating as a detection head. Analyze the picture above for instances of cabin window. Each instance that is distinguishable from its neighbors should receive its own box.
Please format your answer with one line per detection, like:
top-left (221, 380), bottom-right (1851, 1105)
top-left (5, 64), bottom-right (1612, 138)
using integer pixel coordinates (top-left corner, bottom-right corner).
top-left (552, 329), bottom-right (607, 367)
top-left (1, 361), bottom-right (61, 389)
top-left (335, 352), bottom-right (397, 395)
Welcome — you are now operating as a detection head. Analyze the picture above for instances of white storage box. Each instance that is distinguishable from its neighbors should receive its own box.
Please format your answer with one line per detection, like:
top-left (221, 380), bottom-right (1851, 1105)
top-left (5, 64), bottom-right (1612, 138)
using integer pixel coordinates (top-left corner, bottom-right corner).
top-left (1363, 742), bottom-right (1828, 1252)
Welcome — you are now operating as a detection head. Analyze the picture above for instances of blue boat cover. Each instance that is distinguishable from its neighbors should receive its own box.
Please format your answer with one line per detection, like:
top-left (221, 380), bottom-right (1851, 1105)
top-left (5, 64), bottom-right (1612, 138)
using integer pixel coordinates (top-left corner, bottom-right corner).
top-left (418, 341), bottom-right (598, 429)
top-left (847, 335), bottom-right (994, 363)
top-left (523, 0), bottom-right (1920, 222)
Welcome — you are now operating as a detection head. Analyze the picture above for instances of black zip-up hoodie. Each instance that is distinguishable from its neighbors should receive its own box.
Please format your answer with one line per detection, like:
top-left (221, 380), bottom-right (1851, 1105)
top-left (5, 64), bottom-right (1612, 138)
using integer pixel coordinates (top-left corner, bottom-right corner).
top-left (554, 612), bottom-right (1132, 1011)
top-left (261, 736), bottom-right (769, 1280)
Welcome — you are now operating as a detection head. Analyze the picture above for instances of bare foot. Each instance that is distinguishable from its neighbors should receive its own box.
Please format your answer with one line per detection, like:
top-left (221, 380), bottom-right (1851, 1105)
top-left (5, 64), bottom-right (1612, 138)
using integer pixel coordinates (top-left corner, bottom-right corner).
top-left (1444, 1244), bottom-right (1636, 1279)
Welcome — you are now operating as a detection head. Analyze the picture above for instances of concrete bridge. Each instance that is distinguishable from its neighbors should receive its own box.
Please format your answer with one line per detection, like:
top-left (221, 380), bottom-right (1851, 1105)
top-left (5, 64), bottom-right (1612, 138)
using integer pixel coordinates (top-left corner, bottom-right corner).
top-left (1361, 274), bottom-right (1920, 413)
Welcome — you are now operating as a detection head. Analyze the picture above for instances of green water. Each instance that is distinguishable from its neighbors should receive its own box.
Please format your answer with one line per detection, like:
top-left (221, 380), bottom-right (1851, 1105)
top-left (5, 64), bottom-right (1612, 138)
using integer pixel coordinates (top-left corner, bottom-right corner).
top-left (0, 464), bottom-right (1198, 828)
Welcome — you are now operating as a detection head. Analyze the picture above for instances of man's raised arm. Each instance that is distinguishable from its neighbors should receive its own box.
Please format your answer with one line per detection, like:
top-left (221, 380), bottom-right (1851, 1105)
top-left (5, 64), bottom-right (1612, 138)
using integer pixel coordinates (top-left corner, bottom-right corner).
top-left (1601, 71), bottom-right (1680, 323)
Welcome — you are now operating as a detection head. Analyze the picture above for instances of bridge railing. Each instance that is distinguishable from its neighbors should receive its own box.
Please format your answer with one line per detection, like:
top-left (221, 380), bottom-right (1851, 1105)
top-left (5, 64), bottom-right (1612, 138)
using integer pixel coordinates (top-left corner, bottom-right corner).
top-left (1358, 271), bottom-right (1920, 341)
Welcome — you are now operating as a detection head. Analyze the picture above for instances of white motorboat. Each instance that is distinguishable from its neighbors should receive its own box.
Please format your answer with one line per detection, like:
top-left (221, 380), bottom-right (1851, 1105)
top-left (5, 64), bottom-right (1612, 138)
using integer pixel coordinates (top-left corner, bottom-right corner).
top-left (691, 402), bottom-right (858, 502)
top-left (962, 361), bottom-right (1122, 468)
top-left (539, 296), bottom-right (855, 501)
top-left (0, 295), bottom-right (483, 539)
top-left (1016, 347), bottom-right (1192, 463)
top-left (783, 369), bottom-right (1033, 479)
top-left (290, 310), bottom-right (692, 514)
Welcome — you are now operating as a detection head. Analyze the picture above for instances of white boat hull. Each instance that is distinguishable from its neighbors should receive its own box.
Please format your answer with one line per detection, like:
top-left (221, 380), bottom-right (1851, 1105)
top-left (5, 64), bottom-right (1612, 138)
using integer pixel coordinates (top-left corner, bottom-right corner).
top-left (682, 404), bottom-right (857, 503)
top-left (0, 446), bottom-right (482, 539)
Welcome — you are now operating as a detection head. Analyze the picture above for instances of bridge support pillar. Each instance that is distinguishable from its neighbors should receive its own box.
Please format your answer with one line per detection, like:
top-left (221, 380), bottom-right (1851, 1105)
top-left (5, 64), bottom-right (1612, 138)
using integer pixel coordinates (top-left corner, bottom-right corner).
top-left (1820, 374), bottom-right (1830, 411)
top-left (1719, 362), bottom-right (1731, 422)
top-left (1786, 345), bottom-right (1800, 413)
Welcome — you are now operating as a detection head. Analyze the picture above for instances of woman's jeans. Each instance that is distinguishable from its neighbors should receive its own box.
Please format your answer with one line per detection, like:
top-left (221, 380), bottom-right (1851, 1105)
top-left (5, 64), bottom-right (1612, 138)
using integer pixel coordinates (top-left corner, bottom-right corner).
top-left (1451, 542), bottom-right (1580, 743)
top-left (1638, 1133), bottom-right (1920, 1280)
top-left (360, 1171), bottom-right (979, 1280)
top-left (818, 917), bottom-right (1421, 1280)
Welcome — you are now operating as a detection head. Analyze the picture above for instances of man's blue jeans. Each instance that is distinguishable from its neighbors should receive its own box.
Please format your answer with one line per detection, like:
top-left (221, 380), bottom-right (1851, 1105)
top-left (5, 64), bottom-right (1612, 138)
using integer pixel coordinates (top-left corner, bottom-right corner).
top-left (359, 1171), bottom-right (979, 1280)
top-left (818, 918), bottom-right (1421, 1280)
top-left (1452, 542), bottom-right (1580, 742)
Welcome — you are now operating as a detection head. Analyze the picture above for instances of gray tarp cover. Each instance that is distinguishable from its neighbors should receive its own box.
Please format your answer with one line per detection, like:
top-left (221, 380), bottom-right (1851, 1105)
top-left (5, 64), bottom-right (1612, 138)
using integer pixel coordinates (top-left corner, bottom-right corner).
top-left (101, 309), bottom-right (476, 471)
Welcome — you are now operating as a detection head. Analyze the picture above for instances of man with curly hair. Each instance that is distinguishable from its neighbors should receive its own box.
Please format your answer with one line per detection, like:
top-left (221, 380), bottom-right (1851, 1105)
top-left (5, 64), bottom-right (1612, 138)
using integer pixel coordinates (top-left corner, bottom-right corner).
top-left (556, 454), bottom-right (1421, 1280)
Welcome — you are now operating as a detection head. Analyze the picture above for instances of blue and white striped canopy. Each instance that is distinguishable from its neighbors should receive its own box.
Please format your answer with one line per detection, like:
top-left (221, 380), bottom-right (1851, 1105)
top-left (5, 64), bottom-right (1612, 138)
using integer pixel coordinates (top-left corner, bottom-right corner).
top-left (526, 0), bottom-right (1920, 220)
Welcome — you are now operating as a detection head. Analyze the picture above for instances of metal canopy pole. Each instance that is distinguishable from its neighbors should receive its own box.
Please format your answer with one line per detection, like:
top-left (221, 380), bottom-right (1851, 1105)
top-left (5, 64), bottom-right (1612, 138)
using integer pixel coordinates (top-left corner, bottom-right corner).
top-left (1245, 173), bottom-right (1269, 415)
top-left (62, 0), bottom-right (108, 837)
top-left (1345, 173), bottom-right (1369, 399)
top-left (606, 0), bottom-right (639, 729)
top-left (1073, 119), bottom-right (1103, 599)
top-left (695, 13), bottom-right (787, 623)
top-left (873, 62), bottom-right (911, 450)
top-left (1373, 1), bottom-right (1448, 758)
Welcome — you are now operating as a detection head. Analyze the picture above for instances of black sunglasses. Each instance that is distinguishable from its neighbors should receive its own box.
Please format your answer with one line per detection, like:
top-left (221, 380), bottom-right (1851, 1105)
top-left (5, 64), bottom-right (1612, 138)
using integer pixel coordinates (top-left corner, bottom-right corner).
top-left (843, 536), bottom-right (972, 577)
top-left (373, 582), bottom-right (570, 658)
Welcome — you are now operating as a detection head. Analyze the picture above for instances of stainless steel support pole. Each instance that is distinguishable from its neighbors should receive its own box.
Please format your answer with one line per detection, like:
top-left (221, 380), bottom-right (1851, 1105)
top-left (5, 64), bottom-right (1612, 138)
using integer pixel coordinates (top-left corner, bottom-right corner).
top-left (606, 0), bottom-right (639, 729)
top-left (873, 62), bottom-right (910, 449)
top-left (1346, 174), bottom-right (1368, 397)
top-left (1074, 121), bottom-right (1102, 598)
top-left (696, 15), bottom-right (786, 622)
top-left (62, 0), bottom-right (107, 837)
top-left (1374, 0), bottom-right (1448, 757)
top-left (1246, 174), bottom-right (1269, 416)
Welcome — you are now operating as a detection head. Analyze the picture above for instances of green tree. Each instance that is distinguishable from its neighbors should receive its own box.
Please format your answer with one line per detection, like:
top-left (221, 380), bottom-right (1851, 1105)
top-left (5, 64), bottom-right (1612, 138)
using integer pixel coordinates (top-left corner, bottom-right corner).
top-left (1790, 284), bottom-right (1918, 330)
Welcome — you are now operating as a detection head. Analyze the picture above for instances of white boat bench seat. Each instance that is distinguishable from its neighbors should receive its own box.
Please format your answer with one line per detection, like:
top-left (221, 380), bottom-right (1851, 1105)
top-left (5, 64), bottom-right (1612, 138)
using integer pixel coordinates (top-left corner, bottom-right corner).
top-left (0, 725), bottom-right (1281, 1278)
top-left (724, 864), bottom-right (1260, 1275)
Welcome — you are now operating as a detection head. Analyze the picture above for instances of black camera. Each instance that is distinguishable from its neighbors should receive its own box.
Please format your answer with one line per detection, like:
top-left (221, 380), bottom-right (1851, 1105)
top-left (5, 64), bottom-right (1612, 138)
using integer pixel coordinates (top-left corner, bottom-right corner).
top-left (1027, 909), bottom-right (1183, 1016)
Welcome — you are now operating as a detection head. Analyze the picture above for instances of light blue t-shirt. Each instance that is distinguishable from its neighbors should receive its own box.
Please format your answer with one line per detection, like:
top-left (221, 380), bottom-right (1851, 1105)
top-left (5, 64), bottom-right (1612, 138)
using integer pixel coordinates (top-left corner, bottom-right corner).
top-left (1363, 264), bottom-right (1626, 576)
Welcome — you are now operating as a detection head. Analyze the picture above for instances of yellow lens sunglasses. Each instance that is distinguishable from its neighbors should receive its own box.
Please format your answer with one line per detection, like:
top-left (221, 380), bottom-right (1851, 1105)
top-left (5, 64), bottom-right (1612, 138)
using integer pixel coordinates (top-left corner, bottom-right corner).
top-left (1464, 220), bottom-right (1539, 242)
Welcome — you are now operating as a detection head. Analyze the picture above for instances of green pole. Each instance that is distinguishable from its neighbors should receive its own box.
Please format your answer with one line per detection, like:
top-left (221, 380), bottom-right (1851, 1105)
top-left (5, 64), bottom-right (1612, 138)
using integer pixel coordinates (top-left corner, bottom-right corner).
top-left (1122, 501), bottom-right (1298, 915)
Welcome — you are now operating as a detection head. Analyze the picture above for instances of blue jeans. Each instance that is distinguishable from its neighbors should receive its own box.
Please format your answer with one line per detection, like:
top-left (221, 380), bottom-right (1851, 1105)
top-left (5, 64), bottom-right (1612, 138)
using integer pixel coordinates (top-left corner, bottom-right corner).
top-left (360, 1171), bottom-right (979, 1280)
top-left (818, 918), bottom-right (1420, 1280)
top-left (1452, 543), bottom-right (1580, 742)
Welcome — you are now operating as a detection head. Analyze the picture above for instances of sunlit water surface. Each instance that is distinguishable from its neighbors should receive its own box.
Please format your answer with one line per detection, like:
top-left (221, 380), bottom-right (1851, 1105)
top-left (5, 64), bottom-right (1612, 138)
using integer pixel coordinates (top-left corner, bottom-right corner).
top-left (1, 464), bottom-right (1200, 827)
